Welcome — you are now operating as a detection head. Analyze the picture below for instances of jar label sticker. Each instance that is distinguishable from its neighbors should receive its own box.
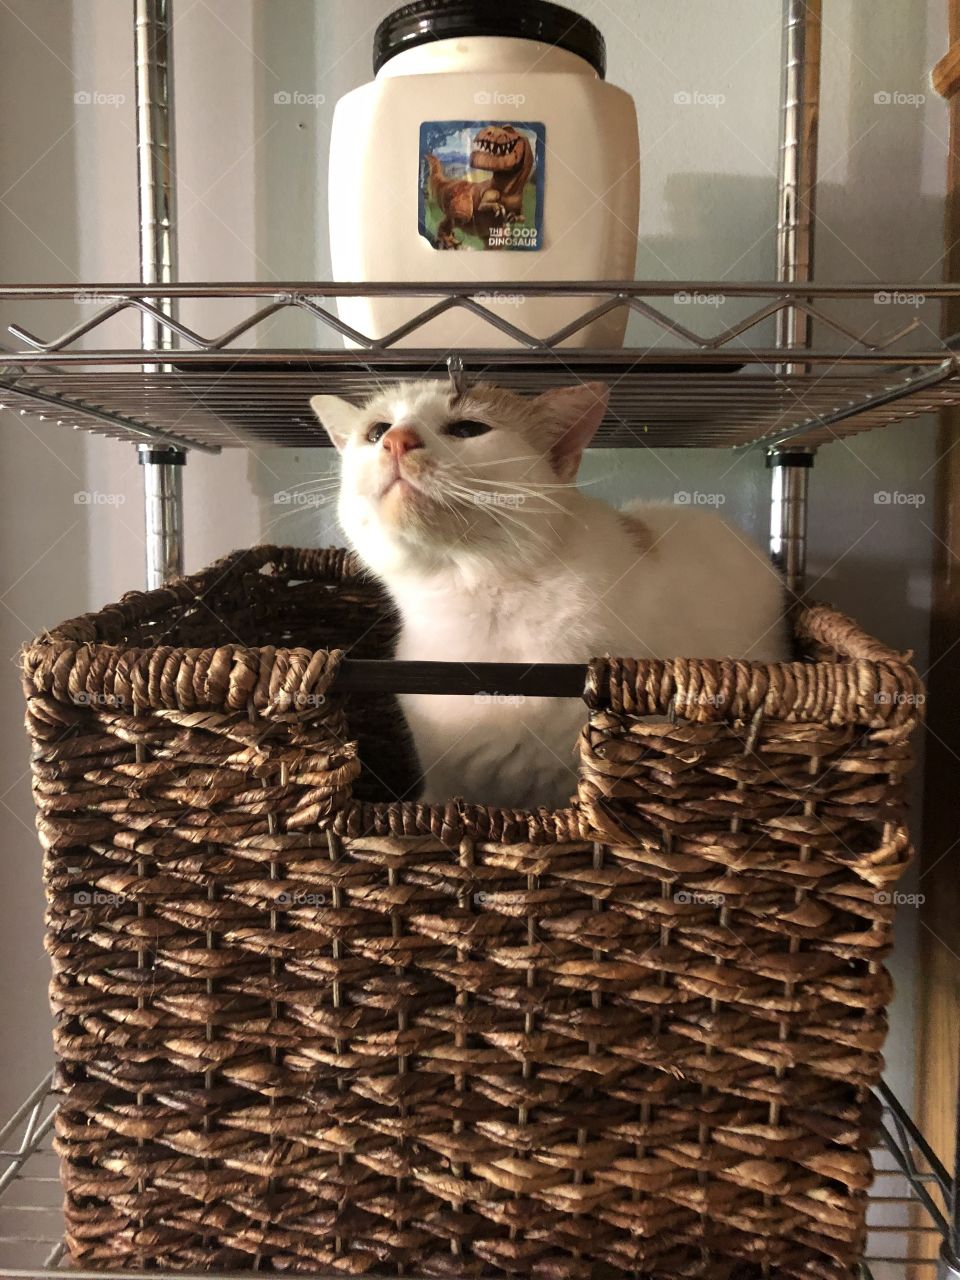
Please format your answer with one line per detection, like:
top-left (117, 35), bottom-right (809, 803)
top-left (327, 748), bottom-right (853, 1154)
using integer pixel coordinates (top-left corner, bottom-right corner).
top-left (419, 121), bottom-right (546, 251)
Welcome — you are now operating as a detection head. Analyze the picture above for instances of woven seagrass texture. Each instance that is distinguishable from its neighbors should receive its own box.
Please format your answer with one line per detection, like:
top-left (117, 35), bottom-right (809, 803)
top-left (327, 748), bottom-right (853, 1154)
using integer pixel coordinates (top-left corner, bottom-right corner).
top-left (21, 546), bottom-right (921, 1280)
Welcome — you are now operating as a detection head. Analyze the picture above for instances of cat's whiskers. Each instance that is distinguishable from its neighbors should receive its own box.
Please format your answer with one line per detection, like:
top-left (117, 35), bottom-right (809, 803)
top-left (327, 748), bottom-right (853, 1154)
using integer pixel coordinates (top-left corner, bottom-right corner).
top-left (459, 478), bottom-right (568, 514)
top-left (448, 457), bottom-right (607, 490)
top-left (272, 482), bottom-right (342, 499)
top-left (448, 454), bottom-right (540, 469)
top-left (441, 471), bottom-right (592, 532)
top-left (277, 475), bottom-right (342, 489)
top-left (471, 473), bottom-right (606, 492)
top-left (436, 463), bottom-right (570, 513)
top-left (440, 480), bottom-right (556, 555)
top-left (442, 480), bottom-right (560, 523)
top-left (456, 498), bottom-right (545, 558)
top-left (431, 484), bottom-right (469, 529)
top-left (262, 506), bottom-right (329, 533)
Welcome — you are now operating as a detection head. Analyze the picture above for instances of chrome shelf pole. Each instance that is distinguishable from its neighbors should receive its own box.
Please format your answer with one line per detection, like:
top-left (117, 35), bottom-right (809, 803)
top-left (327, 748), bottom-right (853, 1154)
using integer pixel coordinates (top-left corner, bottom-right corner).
top-left (134, 0), bottom-right (183, 588)
top-left (769, 0), bottom-right (821, 596)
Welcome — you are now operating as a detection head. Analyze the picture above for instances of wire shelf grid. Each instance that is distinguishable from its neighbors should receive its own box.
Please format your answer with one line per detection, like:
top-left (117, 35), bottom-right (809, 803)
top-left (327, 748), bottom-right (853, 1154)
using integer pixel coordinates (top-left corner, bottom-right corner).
top-left (1, 282), bottom-right (958, 453)
top-left (0, 1073), bottom-right (954, 1280)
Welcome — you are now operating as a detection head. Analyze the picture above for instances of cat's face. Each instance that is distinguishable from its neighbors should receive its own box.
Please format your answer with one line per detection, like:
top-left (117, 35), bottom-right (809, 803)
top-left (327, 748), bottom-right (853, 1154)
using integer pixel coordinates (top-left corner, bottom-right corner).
top-left (311, 380), bottom-right (608, 576)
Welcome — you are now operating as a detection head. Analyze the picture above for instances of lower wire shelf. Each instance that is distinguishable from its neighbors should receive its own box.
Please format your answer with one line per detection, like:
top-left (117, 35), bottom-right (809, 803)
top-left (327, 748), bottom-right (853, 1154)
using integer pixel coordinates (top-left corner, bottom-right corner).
top-left (0, 1074), bottom-right (954, 1280)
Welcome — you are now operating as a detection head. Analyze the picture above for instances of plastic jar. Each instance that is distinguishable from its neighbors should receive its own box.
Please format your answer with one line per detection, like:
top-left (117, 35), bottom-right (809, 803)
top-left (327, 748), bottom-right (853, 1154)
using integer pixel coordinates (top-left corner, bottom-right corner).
top-left (328, 0), bottom-right (640, 349)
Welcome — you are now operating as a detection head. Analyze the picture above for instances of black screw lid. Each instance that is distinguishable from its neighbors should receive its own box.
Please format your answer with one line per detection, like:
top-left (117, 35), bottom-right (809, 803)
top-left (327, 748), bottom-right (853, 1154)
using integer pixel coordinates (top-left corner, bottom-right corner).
top-left (373, 0), bottom-right (606, 79)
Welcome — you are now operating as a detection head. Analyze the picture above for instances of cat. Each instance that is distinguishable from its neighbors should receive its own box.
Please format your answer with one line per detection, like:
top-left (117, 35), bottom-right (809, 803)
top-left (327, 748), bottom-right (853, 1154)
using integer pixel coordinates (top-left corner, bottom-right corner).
top-left (311, 379), bottom-right (788, 810)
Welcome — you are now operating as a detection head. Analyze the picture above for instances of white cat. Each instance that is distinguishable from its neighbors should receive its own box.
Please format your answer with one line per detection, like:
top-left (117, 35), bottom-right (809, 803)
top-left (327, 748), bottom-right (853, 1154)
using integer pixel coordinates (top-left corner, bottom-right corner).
top-left (311, 380), bottom-right (788, 810)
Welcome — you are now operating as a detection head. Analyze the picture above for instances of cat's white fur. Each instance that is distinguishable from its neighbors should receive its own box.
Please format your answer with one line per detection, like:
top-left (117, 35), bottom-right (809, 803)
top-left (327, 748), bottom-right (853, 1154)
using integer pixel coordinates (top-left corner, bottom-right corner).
top-left (311, 380), bottom-right (788, 810)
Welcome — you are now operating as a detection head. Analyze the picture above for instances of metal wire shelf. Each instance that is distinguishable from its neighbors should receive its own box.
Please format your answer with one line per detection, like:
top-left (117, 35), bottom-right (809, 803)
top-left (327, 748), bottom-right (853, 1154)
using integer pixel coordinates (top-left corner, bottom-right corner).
top-left (0, 1073), bottom-right (955, 1280)
top-left (1, 282), bottom-right (958, 453)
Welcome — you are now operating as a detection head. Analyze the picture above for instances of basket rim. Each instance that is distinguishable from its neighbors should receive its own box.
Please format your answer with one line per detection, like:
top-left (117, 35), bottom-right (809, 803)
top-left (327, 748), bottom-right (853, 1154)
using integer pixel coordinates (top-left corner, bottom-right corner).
top-left (332, 799), bottom-right (589, 844)
top-left (328, 799), bottom-right (917, 867)
top-left (21, 544), bottom-right (924, 727)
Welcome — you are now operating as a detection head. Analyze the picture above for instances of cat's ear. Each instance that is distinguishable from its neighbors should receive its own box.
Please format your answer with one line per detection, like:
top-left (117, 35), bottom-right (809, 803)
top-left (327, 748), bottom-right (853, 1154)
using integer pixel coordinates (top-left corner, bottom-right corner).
top-left (534, 382), bottom-right (609, 481)
top-left (310, 394), bottom-right (361, 451)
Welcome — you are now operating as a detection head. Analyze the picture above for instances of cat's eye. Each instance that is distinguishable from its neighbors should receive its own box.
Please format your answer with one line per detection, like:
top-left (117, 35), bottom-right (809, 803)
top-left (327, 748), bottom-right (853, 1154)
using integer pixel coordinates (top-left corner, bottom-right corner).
top-left (366, 421), bottom-right (391, 444)
top-left (445, 419), bottom-right (491, 439)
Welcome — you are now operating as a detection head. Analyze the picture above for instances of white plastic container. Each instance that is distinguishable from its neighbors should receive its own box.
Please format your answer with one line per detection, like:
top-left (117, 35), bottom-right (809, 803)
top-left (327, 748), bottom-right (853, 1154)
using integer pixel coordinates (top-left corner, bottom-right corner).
top-left (328, 1), bottom-right (640, 349)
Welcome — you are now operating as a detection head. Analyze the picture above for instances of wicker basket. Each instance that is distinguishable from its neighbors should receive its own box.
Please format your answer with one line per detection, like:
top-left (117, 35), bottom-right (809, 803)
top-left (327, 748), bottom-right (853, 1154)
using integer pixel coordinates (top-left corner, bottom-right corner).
top-left (21, 545), bottom-right (923, 1280)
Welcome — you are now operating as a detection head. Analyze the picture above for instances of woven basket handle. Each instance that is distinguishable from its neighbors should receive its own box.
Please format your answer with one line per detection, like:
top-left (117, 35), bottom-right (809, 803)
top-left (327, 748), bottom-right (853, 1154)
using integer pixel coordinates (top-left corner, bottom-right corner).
top-left (580, 600), bottom-right (922, 724)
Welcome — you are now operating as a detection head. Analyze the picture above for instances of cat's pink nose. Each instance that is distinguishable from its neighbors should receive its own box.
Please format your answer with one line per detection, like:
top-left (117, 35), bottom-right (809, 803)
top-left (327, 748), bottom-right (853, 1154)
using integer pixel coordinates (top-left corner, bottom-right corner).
top-left (383, 425), bottom-right (423, 457)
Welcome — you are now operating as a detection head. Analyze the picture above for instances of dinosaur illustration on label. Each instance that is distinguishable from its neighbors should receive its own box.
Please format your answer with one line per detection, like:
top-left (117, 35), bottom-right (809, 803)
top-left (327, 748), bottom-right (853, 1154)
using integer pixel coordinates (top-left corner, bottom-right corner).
top-left (419, 120), bottom-right (545, 251)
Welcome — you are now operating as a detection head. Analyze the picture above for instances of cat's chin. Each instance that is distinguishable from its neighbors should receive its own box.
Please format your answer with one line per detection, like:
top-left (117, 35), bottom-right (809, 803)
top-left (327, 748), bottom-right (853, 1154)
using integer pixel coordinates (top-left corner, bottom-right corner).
top-left (374, 477), bottom-right (448, 539)
top-left (380, 475), bottom-right (418, 499)
top-left (379, 476), bottom-right (428, 514)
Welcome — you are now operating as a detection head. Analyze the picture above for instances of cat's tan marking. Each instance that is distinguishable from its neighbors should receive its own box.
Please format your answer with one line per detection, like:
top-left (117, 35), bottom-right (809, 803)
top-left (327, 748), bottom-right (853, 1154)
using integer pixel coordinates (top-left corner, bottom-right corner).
top-left (457, 383), bottom-right (538, 427)
top-left (619, 512), bottom-right (655, 557)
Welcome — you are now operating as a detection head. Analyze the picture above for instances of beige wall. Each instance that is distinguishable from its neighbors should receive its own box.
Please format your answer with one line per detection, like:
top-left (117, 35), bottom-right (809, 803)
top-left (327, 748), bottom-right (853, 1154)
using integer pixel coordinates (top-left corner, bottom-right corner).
top-left (0, 0), bottom-right (947, 1131)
